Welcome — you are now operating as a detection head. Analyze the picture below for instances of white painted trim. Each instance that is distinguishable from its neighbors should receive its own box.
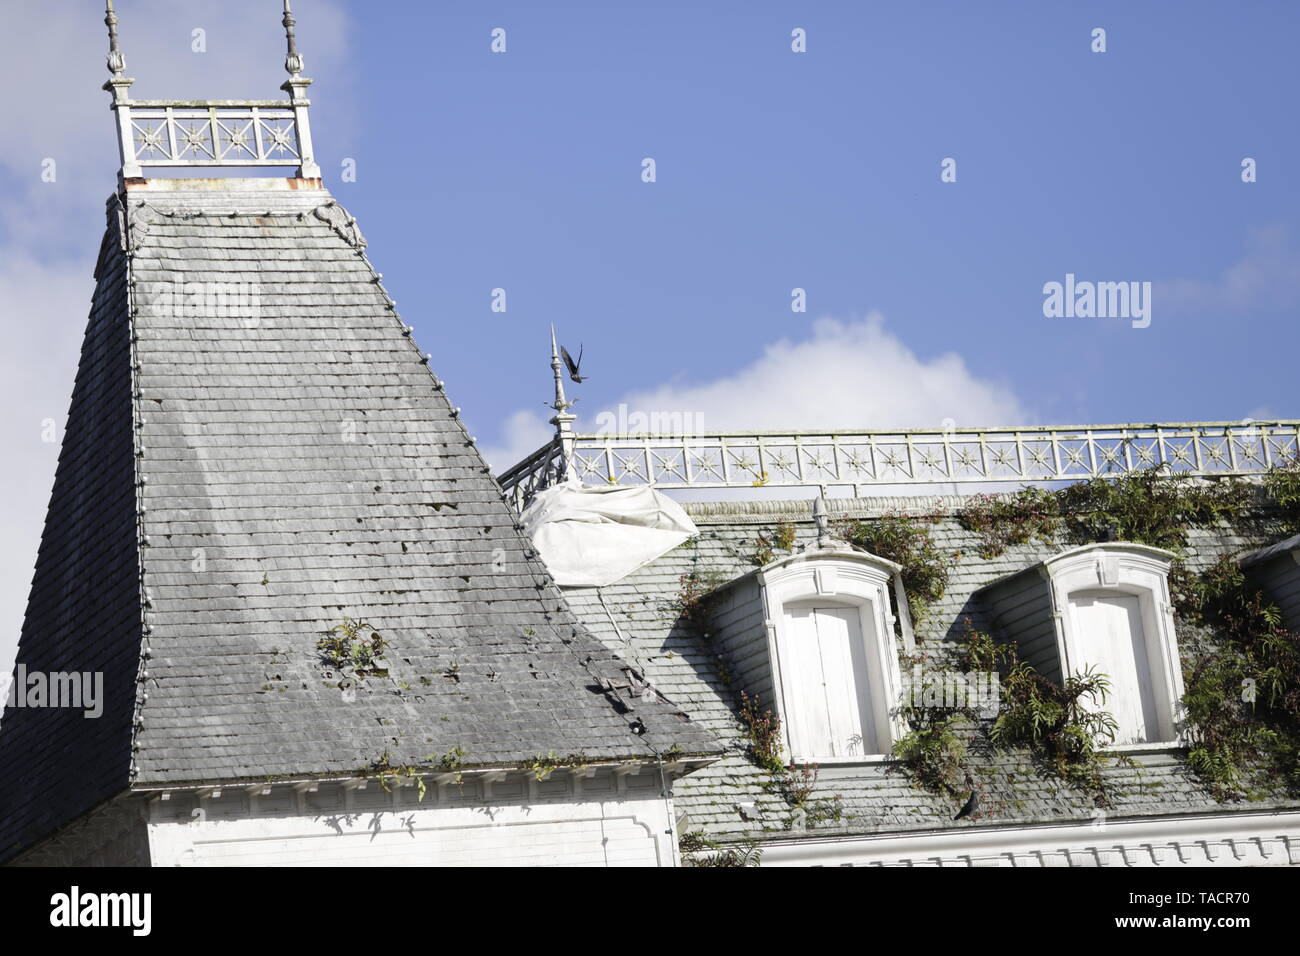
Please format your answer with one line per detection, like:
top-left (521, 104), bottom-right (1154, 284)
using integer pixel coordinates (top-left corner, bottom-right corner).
top-left (146, 775), bottom-right (679, 867)
top-left (756, 809), bottom-right (1300, 867)
top-left (1043, 543), bottom-right (1185, 745)
top-left (759, 550), bottom-right (907, 762)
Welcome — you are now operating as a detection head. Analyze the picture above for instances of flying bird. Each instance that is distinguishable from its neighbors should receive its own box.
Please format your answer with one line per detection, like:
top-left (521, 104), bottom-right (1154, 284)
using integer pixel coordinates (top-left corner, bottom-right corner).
top-left (954, 775), bottom-right (979, 821)
top-left (560, 344), bottom-right (587, 383)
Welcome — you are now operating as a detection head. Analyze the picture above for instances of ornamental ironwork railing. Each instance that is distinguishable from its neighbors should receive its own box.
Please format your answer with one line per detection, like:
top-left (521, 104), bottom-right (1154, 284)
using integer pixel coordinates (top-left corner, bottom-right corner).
top-left (125, 102), bottom-right (304, 167)
top-left (496, 421), bottom-right (1300, 506)
top-left (101, 1), bottom-right (321, 180)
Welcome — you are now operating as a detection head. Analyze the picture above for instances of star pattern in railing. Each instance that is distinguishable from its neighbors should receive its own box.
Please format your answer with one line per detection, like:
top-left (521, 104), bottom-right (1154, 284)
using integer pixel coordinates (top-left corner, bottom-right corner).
top-left (498, 422), bottom-right (1300, 501)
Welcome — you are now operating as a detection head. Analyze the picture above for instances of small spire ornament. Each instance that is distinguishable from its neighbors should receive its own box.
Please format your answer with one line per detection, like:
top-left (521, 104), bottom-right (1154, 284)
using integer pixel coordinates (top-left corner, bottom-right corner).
top-left (282, 0), bottom-right (304, 76)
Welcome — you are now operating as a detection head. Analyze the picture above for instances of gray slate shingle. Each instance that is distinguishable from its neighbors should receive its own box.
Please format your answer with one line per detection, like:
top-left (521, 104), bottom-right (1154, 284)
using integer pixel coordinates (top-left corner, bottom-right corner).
top-left (565, 495), bottom-right (1300, 845)
top-left (0, 183), bottom-right (718, 862)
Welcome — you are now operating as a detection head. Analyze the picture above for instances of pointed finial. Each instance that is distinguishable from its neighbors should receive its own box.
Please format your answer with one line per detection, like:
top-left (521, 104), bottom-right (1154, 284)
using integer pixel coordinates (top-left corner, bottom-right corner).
top-left (282, 0), bottom-right (304, 76)
top-left (549, 325), bottom-right (573, 416)
top-left (813, 494), bottom-right (831, 546)
top-left (105, 0), bottom-right (126, 76)
top-left (548, 326), bottom-right (577, 482)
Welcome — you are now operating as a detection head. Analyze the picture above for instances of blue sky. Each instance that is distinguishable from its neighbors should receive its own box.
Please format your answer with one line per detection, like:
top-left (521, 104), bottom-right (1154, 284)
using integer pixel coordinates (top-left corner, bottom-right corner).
top-left (337, 0), bottom-right (1299, 440)
top-left (0, 0), bottom-right (1297, 670)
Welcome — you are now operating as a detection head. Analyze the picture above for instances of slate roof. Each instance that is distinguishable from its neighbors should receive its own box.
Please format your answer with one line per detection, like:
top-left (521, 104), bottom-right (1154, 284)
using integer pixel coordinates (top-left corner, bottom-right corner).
top-left (0, 199), bottom-right (142, 864)
top-left (562, 492), bottom-right (1300, 846)
top-left (1240, 532), bottom-right (1300, 568)
top-left (0, 179), bottom-right (717, 862)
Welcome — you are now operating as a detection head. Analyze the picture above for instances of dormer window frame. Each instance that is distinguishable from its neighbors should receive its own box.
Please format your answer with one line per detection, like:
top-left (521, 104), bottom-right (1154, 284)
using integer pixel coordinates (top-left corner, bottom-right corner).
top-left (1041, 543), bottom-right (1186, 748)
top-left (757, 549), bottom-right (910, 765)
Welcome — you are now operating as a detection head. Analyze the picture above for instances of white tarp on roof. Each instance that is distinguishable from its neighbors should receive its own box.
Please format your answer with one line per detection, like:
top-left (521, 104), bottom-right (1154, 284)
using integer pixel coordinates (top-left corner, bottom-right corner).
top-left (521, 479), bottom-right (698, 587)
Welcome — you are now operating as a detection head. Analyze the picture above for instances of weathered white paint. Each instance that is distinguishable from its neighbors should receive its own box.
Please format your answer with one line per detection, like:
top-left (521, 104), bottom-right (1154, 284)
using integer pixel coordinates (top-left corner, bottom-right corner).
top-left (755, 809), bottom-right (1300, 867)
top-left (1070, 591), bottom-right (1159, 744)
top-left (146, 771), bottom-right (678, 867)
top-left (781, 604), bottom-right (874, 757)
top-left (759, 547), bottom-right (907, 762)
top-left (1045, 543), bottom-right (1184, 744)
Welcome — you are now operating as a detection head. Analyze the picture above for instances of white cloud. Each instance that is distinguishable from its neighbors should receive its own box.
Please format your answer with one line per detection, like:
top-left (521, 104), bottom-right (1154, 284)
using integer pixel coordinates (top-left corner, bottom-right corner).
top-left (480, 315), bottom-right (1032, 470)
top-left (1157, 225), bottom-right (1300, 312)
top-left (480, 409), bottom-right (557, 476)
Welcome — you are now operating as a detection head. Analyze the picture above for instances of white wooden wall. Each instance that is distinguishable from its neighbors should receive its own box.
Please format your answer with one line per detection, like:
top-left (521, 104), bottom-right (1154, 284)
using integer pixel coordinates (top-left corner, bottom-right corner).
top-left (146, 770), bottom-right (679, 867)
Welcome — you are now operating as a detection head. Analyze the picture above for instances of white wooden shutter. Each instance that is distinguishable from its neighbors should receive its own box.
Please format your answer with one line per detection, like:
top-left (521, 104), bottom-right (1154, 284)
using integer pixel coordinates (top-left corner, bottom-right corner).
top-left (1070, 591), bottom-right (1158, 744)
top-left (779, 605), bottom-right (873, 758)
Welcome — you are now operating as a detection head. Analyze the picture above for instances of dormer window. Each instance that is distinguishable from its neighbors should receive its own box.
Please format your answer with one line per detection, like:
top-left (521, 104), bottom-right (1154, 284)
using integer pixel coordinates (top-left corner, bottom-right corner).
top-left (979, 543), bottom-right (1185, 746)
top-left (758, 548), bottom-right (909, 761)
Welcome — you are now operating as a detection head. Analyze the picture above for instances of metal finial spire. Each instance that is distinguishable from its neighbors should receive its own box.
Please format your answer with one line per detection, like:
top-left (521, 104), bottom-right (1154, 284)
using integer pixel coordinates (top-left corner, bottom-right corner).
top-left (282, 0), bottom-right (304, 76)
top-left (100, 0), bottom-right (320, 181)
top-left (105, 0), bottom-right (126, 76)
top-left (548, 326), bottom-right (577, 481)
top-left (549, 325), bottom-right (574, 416)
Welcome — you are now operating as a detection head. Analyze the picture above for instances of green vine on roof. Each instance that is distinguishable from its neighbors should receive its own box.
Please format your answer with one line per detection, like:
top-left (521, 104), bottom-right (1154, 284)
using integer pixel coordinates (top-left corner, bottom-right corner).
top-left (1174, 555), bottom-right (1300, 799)
top-left (736, 691), bottom-right (845, 829)
top-left (892, 708), bottom-right (970, 797)
top-left (956, 486), bottom-right (1061, 558)
top-left (317, 616), bottom-right (390, 686)
top-left (990, 659), bottom-right (1130, 804)
top-left (951, 461), bottom-right (1300, 801)
top-left (765, 763), bottom-right (845, 829)
top-left (893, 624), bottom-right (1134, 806)
top-left (752, 521), bottom-right (797, 566)
top-left (673, 566), bottom-right (728, 635)
top-left (958, 465), bottom-right (1253, 559)
top-left (1263, 458), bottom-right (1300, 533)
top-left (838, 511), bottom-right (951, 629)
top-left (737, 691), bottom-right (784, 774)
top-left (891, 645), bottom-right (989, 796)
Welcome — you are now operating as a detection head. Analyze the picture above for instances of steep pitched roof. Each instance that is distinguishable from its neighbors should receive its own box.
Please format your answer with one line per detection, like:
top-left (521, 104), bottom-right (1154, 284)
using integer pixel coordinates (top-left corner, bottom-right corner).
top-left (0, 179), bottom-right (717, 861)
top-left (563, 494), bottom-right (1300, 845)
top-left (0, 199), bottom-right (142, 863)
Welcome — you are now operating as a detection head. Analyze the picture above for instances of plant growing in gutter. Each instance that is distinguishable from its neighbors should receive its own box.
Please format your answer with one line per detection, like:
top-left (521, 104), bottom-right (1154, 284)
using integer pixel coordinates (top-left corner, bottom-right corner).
top-left (437, 745), bottom-right (468, 783)
top-left (839, 511), bottom-right (951, 629)
top-left (679, 830), bottom-right (763, 867)
top-left (368, 750), bottom-right (429, 802)
top-left (524, 752), bottom-right (594, 782)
